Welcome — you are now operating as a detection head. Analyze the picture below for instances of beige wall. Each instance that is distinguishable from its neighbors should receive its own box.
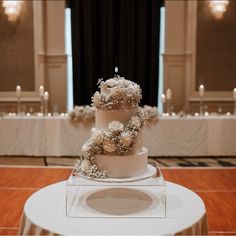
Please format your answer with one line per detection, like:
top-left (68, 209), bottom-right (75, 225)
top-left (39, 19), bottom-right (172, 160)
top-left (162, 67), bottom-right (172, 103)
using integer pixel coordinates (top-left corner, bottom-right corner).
top-left (196, 1), bottom-right (236, 91)
top-left (164, 0), bottom-right (235, 113)
top-left (0, 0), bottom-right (67, 113)
top-left (0, 1), bottom-right (35, 92)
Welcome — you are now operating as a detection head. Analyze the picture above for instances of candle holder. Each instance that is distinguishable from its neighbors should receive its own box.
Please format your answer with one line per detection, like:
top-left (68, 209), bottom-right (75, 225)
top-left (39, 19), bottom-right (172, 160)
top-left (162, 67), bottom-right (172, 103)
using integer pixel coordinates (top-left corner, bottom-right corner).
top-left (17, 97), bottom-right (21, 115)
top-left (44, 100), bottom-right (48, 116)
top-left (234, 100), bottom-right (236, 115)
top-left (162, 102), bottom-right (165, 115)
top-left (199, 96), bottom-right (204, 116)
top-left (40, 96), bottom-right (44, 114)
top-left (167, 99), bottom-right (171, 115)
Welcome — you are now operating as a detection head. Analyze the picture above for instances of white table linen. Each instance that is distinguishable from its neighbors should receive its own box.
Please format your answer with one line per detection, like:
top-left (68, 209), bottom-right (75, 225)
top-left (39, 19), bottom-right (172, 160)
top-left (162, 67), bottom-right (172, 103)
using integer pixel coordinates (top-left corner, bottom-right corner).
top-left (145, 116), bottom-right (236, 156)
top-left (19, 181), bottom-right (208, 235)
top-left (0, 115), bottom-right (236, 157)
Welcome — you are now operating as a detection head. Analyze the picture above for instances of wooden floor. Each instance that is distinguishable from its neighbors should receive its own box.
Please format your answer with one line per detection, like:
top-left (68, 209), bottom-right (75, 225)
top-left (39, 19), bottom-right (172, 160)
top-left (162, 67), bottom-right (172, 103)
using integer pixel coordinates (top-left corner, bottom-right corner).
top-left (0, 166), bottom-right (235, 235)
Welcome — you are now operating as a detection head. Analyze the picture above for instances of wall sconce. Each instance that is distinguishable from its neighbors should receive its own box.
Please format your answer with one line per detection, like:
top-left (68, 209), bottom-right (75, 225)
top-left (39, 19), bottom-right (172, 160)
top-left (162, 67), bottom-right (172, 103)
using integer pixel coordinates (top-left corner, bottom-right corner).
top-left (209, 0), bottom-right (229, 19)
top-left (2, 0), bottom-right (23, 21)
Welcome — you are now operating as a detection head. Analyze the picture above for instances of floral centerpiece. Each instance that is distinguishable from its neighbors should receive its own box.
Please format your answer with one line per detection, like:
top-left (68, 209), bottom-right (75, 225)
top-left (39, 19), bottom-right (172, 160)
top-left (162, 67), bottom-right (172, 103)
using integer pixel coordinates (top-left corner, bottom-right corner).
top-left (69, 105), bottom-right (95, 124)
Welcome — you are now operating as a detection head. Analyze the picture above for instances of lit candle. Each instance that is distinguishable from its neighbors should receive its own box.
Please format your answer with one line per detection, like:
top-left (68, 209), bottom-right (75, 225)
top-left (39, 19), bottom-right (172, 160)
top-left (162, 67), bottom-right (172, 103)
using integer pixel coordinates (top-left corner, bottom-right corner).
top-left (199, 85), bottom-right (205, 97)
top-left (166, 89), bottom-right (172, 100)
top-left (39, 85), bottom-right (44, 97)
top-left (161, 94), bottom-right (166, 103)
top-left (233, 88), bottom-right (236, 100)
top-left (16, 85), bottom-right (21, 98)
top-left (44, 91), bottom-right (49, 101)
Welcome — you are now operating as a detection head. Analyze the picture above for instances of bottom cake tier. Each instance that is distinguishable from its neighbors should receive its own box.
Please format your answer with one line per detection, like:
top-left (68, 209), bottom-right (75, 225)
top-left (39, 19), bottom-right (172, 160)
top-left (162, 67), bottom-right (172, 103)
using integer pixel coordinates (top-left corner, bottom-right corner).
top-left (95, 147), bottom-right (148, 178)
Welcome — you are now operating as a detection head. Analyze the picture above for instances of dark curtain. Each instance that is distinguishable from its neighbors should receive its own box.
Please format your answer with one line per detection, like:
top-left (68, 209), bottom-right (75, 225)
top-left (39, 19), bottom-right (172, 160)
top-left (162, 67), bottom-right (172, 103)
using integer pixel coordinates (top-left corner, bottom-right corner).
top-left (68, 0), bottom-right (162, 106)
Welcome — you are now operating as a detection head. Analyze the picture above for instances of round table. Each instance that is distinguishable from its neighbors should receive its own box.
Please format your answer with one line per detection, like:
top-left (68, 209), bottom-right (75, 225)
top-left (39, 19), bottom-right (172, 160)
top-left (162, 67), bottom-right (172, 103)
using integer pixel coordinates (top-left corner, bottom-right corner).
top-left (19, 181), bottom-right (208, 235)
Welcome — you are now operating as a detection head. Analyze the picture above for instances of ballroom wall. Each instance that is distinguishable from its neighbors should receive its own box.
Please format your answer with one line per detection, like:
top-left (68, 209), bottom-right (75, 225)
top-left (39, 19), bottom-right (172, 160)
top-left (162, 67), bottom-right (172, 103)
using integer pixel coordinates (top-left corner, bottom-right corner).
top-left (0, 0), bottom-right (235, 114)
top-left (164, 0), bottom-right (235, 113)
top-left (0, 1), bottom-right (35, 92)
top-left (0, 1), bottom-right (67, 113)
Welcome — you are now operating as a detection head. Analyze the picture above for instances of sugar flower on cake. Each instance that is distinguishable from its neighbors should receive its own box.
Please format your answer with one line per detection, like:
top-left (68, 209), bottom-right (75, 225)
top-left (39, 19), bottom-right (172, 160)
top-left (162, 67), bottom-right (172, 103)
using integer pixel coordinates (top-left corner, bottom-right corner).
top-left (108, 121), bottom-right (124, 133)
top-left (129, 115), bottom-right (141, 129)
top-left (132, 85), bottom-right (142, 99)
top-left (102, 139), bottom-right (116, 153)
top-left (81, 138), bottom-right (95, 153)
top-left (92, 76), bottom-right (142, 110)
top-left (91, 130), bottom-right (104, 144)
top-left (105, 78), bottom-right (118, 88)
top-left (119, 131), bottom-right (133, 147)
top-left (111, 87), bottom-right (124, 99)
top-left (92, 91), bottom-right (102, 107)
top-left (100, 81), bottom-right (107, 91)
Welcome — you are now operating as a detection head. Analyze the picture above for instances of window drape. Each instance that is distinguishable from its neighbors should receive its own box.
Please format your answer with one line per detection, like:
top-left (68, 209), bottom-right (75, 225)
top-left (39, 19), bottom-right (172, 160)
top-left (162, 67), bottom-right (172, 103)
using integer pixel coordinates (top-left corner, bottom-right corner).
top-left (68, 0), bottom-right (163, 106)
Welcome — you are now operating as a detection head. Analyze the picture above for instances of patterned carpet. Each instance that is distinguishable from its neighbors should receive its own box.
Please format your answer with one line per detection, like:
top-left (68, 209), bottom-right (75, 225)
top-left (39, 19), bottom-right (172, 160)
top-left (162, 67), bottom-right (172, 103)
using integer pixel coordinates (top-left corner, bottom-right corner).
top-left (153, 157), bottom-right (236, 167)
top-left (0, 156), bottom-right (235, 167)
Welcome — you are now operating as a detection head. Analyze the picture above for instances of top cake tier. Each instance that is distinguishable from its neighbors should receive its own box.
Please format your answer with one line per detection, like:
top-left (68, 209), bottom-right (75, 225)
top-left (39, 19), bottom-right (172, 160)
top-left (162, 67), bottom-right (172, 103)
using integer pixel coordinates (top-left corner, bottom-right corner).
top-left (92, 76), bottom-right (142, 110)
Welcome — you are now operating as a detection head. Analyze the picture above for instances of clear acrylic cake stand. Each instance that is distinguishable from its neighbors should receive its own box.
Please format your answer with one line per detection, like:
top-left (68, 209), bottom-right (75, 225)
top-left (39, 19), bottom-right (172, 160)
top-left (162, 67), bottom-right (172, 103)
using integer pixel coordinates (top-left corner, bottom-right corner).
top-left (66, 161), bottom-right (166, 218)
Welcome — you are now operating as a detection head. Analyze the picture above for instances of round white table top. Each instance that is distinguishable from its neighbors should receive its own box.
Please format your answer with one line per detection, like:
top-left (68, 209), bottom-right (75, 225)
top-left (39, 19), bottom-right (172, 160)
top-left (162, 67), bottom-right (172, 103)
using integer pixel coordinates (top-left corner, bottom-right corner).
top-left (21, 181), bottom-right (207, 235)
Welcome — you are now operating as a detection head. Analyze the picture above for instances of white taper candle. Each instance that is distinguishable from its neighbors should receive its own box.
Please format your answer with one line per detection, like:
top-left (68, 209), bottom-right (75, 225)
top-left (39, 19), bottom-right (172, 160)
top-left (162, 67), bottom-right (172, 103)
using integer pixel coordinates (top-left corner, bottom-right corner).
top-left (39, 86), bottom-right (44, 97)
top-left (16, 85), bottom-right (21, 98)
top-left (44, 91), bottom-right (49, 101)
top-left (233, 88), bottom-right (236, 100)
top-left (166, 89), bottom-right (172, 100)
top-left (199, 85), bottom-right (205, 97)
top-left (161, 94), bottom-right (166, 103)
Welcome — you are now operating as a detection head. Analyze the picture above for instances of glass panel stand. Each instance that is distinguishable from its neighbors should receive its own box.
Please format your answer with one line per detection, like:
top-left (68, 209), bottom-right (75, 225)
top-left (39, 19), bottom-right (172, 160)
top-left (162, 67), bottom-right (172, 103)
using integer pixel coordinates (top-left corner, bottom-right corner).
top-left (66, 161), bottom-right (166, 218)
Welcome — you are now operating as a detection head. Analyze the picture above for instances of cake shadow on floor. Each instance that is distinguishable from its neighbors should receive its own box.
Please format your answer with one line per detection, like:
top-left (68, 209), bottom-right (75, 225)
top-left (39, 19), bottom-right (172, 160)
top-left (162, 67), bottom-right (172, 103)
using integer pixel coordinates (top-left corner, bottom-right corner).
top-left (0, 156), bottom-right (235, 167)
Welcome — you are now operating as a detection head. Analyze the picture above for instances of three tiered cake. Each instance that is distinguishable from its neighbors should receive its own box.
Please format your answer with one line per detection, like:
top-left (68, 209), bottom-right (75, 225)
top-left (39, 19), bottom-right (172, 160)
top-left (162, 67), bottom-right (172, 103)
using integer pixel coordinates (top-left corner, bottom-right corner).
top-left (75, 76), bottom-right (149, 179)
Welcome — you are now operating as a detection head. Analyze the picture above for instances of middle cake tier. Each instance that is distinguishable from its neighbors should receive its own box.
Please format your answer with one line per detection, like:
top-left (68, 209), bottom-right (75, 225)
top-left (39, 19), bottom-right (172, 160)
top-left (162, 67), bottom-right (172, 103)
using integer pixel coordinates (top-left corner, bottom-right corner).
top-left (95, 109), bottom-right (137, 130)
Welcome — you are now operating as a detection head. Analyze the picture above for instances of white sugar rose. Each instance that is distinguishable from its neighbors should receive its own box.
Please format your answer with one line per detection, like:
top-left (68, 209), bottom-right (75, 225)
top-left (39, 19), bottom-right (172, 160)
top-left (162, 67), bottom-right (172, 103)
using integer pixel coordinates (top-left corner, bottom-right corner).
top-left (130, 115), bottom-right (141, 129)
top-left (103, 131), bottom-right (113, 142)
top-left (117, 78), bottom-right (125, 88)
top-left (120, 131), bottom-right (133, 147)
top-left (91, 131), bottom-right (104, 144)
top-left (106, 78), bottom-right (118, 87)
top-left (108, 121), bottom-right (124, 133)
top-left (103, 139), bottom-right (116, 152)
top-left (100, 81), bottom-right (107, 91)
top-left (93, 92), bottom-right (101, 106)
top-left (80, 159), bottom-right (91, 172)
top-left (131, 85), bottom-right (141, 98)
top-left (111, 87), bottom-right (124, 99)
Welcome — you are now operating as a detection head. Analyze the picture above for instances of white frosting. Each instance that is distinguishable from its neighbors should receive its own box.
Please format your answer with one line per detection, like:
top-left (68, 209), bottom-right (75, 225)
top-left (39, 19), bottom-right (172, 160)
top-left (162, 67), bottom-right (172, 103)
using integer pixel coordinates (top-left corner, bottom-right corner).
top-left (95, 109), bottom-right (136, 130)
top-left (95, 148), bottom-right (148, 178)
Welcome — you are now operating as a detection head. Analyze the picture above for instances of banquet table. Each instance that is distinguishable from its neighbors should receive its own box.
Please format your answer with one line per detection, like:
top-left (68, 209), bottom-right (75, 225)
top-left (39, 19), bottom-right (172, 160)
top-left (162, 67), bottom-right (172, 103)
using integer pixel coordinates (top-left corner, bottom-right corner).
top-left (0, 115), bottom-right (236, 157)
top-left (19, 181), bottom-right (208, 235)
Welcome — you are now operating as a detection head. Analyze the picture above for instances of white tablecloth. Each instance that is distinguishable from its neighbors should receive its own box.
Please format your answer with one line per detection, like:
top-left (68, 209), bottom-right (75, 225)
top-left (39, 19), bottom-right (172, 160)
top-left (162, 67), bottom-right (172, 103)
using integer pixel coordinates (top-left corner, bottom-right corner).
top-left (145, 116), bottom-right (236, 156)
top-left (19, 181), bottom-right (208, 235)
top-left (0, 115), bottom-right (236, 157)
